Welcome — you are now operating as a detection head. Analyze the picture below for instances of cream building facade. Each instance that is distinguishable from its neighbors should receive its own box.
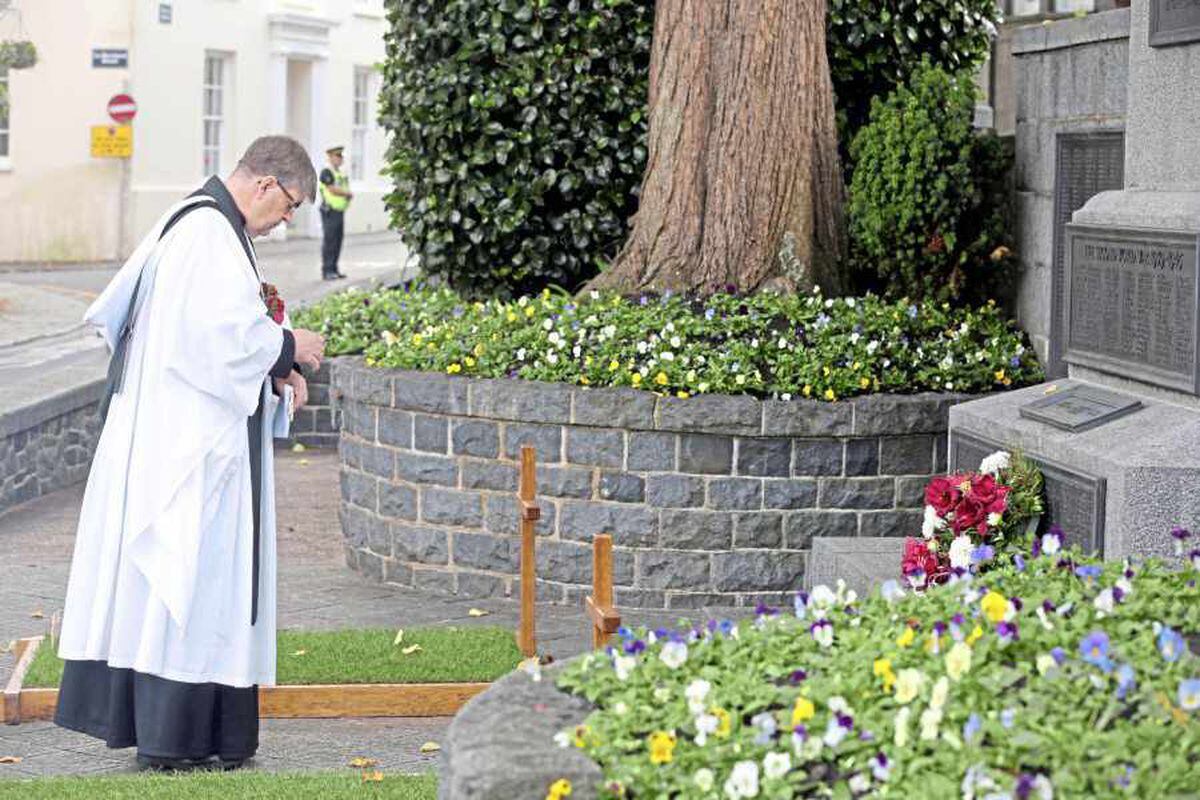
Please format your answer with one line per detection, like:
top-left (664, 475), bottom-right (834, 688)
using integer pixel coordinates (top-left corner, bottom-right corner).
top-left (0, 0), bottom-right (392, 263)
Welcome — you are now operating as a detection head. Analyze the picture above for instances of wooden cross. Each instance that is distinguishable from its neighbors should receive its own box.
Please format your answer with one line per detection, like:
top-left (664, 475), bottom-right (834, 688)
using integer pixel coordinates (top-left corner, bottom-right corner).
top-left (586, 534), bottom-right (621, 649)
top-left (516, 445), bottom-right (540, 658)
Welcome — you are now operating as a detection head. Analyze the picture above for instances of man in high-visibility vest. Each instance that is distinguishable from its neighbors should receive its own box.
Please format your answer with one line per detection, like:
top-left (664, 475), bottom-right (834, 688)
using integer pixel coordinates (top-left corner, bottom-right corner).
top-left (319, 145), bottom-right (352, 280)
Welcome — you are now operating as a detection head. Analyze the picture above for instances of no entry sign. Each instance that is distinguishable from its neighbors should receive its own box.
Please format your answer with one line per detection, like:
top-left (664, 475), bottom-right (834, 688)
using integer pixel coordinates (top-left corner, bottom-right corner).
top-left (107, 94), bottom-right (137, 124)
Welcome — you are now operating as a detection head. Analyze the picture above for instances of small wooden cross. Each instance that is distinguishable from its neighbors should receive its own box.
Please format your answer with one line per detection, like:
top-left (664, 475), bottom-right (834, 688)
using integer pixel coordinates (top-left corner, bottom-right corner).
top-left (516, 445), bottom-right (540, 658)
top-left (586, 534), bottom-right (621, 649)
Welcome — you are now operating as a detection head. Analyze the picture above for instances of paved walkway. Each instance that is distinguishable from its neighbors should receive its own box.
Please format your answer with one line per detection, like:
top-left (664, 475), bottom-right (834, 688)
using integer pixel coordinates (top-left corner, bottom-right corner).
top-left (0, 450), bottom-right (704, 780)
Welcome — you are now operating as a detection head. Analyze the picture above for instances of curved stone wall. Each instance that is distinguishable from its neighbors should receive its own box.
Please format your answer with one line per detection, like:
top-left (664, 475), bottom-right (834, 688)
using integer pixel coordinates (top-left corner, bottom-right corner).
top-left (333, 358), bottom-right (969, 609)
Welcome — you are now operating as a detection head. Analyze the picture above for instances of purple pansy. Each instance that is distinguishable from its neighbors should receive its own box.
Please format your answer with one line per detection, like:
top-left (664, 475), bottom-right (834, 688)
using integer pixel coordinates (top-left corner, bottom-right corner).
top-left (1080, 631), bottom-right (1110, 665)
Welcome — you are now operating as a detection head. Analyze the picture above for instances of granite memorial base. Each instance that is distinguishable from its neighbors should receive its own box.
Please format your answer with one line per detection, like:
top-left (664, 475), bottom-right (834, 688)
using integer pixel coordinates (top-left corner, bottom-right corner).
top-left (949, 380), bottom-right (1200, 561)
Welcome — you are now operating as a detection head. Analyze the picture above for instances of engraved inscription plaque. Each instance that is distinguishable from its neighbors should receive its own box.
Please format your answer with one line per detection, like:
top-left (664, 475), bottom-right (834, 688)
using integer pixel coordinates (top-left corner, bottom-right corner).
top-left (950, 431), bottom-right (1105, 556)
top-left (1019, 385), bottom-right (1142, 433)
top-left (1049, 133), bottom-right (1124, 379)
top-left (1150, 0), bottom-right (1200, 47)
top-left (1065, 225), bottom-right (1200, 394)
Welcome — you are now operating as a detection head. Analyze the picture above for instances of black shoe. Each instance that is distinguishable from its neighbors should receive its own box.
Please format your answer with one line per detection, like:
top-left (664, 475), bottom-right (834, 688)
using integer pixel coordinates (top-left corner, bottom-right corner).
top-left (216, 756), bottom-right (252, 771)
top-left (136, 754), bottom-right (218, 772)
top-left (334, 271), bottom-right (347, 279)
top-left (322, 272), bottom-right (339, 281)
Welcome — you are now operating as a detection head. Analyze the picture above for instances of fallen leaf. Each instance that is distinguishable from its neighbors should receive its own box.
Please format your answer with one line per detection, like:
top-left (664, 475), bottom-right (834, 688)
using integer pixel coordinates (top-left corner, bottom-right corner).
top-left (0, 640), bottom-right (14, 655)
top-left (392, 629), bottom-right (404, 646)
top-left (361, 770), bottom-right (384, 782)
top-left (419, 741), bottom-right (441, 754)
top-left (401, 644), bottom-right (423, 655)
top-left (0, 757), bottom-right (21, 765)
top-left (30, 609), bottom-right (44, 619)
top-left (467, 608), bottom-right (490, 617)
top-left (291, 442), bottom-right (307, 453)
top-left (298, 458), bottom-right (310, 466)
top-left (291, 649), bottom-right (308, 657)
top-left (348, 756), bottom-right (378, 768)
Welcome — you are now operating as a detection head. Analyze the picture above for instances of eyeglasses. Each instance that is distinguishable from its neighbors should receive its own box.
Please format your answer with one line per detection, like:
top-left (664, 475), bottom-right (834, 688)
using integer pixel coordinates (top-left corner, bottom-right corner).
top-left (273, 179), bottom-right (302, 213)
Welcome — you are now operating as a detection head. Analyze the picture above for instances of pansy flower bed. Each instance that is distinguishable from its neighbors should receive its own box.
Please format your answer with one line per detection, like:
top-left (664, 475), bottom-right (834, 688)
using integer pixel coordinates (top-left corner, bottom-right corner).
top-left (553, 538), bottom-right (1200, 798)
top-left (292, 285), bottom-right (1042, 401)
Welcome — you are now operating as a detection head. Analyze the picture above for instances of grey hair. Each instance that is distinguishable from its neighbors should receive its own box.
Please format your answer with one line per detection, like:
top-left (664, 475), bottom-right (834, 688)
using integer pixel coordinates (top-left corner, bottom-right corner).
top-left (235, 135), bottom-right (318, 203)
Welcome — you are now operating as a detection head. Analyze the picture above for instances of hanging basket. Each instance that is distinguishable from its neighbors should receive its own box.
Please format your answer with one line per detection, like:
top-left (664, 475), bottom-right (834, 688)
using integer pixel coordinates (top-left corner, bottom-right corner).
top-left (0, 40), bottom-right (37, 70)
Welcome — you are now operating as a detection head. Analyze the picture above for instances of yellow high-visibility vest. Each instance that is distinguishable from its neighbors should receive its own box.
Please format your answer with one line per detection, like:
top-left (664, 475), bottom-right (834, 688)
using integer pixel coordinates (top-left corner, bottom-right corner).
top-left (320, 168), bottom-right (350, 212)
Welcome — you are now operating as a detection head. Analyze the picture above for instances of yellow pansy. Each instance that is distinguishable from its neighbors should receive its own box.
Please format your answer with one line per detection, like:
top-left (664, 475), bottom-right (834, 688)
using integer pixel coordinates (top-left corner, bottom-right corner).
top-left (874, 658), bottom-right (896, 693)
top-left (446, 363), bottom-right (462, 374)
top-left (412, 333), bottom-right (424, 346)
top-left (580, 377), bottom-right (590, 385)
top-left (525, 306), bottom-right (536, 317)
top-left (791, 696), bottom-right (815, 725)
top-left (608, 360), bottom-right (620, 371)
top-left (382, 330), bottom-right (399, 346)
top-left (464, 357), bottom-right (476, 368)
top-left (896, 626), bottom-right (915, 648)
top-left (546, 778), bottom-right (573, 800)
top-left (677, 391), bottom-right (689, 399)
top-left (823, 366), bottom-right (831, 377)
top-left (946, 642), bottom-right (972, 681)
top-left (507, 312), bottom-right (518, 323)
top-left (655, 371), bottom-right (669, 386)
top-left (572, 725), bottom-right (589, 748)
top-left (824, 388), bottom-right (836, 401)
top-left (631, 373), bottom-right (642, 386)
top-left (860, 377), bottom-right (871, 390)
top-left (994, 369), bottom-right (1006, 382)
top-left (967, 625), bottom-right (984, 645)
top-left (474, 343), bottom-right (485, 356)
top-left (980, 591), bottom-right (1009, 624)
top-left (648, 730), bottom-right (676, 765)
top-left (714, 707), bottom-right (732, 738)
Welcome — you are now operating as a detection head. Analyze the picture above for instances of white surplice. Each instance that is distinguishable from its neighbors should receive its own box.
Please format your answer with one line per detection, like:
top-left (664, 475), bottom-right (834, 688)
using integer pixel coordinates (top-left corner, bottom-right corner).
top-left (58, 198), bottom-right (290, 688)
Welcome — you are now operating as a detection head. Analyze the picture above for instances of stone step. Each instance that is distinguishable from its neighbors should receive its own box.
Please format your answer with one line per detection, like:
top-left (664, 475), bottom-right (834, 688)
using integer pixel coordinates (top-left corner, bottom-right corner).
top-left (805, 536), bottom-right (905, 597)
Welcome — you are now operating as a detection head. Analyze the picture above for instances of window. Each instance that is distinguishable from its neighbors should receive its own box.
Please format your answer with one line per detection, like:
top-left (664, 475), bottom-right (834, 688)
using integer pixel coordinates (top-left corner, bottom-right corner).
top-left (202, 54), bottom-right (228, 175)
top-left (0, 67), bottom-right (9, 160)
top-left (350, 67), bottom-right (371, 181)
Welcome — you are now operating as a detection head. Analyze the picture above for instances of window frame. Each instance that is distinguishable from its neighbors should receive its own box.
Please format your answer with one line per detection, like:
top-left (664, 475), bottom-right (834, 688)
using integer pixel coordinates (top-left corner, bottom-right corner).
top-left (201, 52), bottom-right (230, 177)
top-left (349, 66), bottom-right (372, 183)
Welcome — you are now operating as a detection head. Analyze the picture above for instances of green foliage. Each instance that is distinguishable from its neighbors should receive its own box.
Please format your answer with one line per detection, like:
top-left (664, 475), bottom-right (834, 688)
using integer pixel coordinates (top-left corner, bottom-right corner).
top-left (379, 0), bottom-right (652, 297)
top-left (828, 0), bottom-right (999, 142)
top-left (0, 40), bottom-right (36, 70)
top-left (557, 549), bottom-right (1200, 798)
top-left (292, 284), bottom-right (1042, 400)
top-left (847, 63), bottom-right (1015, 304)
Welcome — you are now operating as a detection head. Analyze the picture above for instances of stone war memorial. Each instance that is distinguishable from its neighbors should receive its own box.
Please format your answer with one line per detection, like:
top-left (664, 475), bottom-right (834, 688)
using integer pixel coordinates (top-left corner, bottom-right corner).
top-left (951, 0), bottom-right (1200, 563)
top-left (4, 1), bottom-right (1200, 798)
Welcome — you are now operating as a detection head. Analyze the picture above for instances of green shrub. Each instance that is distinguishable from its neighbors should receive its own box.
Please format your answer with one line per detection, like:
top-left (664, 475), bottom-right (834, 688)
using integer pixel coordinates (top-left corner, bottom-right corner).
top-left (292, 284), bottom-right (1042, 400)
top-left (555, 544), bottom-right (1200, 797)
top-left (379, 0), bottom-right (652, 297)
top-left (828, 0), bottom-right (999, 143)
top-left (847, 63), bottom-right (1014, 304)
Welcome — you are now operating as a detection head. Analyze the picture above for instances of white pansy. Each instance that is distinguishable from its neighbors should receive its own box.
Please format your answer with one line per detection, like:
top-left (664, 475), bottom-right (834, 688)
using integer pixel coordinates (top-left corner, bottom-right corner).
top-left (893, 706), bottom-right (911, 748)
top-left (546, 352), bottom-right (559, 365)
top-left (694, 768), bottom-right (715, 792)
top-left (516, 347), bottom-right (527, 361)
top-left (686, 679), bottom-right (712, 715)
top-left (880, 579), bottom-right (905, 603)
top-left (762, 751), bottom-right (791, 780)
top-left (987, 512), bottom-right (1003, 527)
top-left (662, 351), bottom-right (675, 362)
top-left (553, 731), bottom-right (571, 748)
top-left (542, 318), bottom-right (553, 331)
top-left (808, 584), bottom-right (836, 611)
top-left (1094, 588), bottom-right (1115, 615)
top-left (922, 505), bottom-right (944, 539)
top-left (636, 341), bottom-right (648, 354)
top-left (653, 687), bottom-right (671, 703)
top-left (867, 340), bottom-right (880, 354)
top-left (949, 535), bottom-right (973, 570)
top-left (848, 774), bottom-right (871, 794)
top-left (724, 760), bottom-right (760, 799)
top-left (695, 713), bottom-right (718, 746)
top-left (548, 331), bottom-right (561, 345)
top-left (612, 655), bottom-right (636, 681)
top-left (614, 701), bottom-right (629, 715)
top-left (850, 332), bottom-right (861, 345)
top-left (919, 707), bottom-right (943, 741)
top-left (822, 716), bottom-right (848, 748)
top-left (660, 641), bottom-right (688, 669)
top-left (671, 335), bottom-right (682, 348)
top-left (978, 450), bottom-right (1011, 476)
top-left (930, 676), bottom-right (950, 711)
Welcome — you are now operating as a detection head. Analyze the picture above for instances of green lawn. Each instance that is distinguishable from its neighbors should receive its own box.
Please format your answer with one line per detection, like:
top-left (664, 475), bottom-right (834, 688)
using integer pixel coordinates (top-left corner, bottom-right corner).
top-left (24, 626), bottom-right (522, 689)
top-left (0, 771), bottom-right (437, 799)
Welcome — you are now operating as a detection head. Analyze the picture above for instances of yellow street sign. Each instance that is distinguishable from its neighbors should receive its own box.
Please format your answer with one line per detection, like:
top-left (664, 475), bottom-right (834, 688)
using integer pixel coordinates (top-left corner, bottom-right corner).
top-left (91, 125), bottom-right (132, 158)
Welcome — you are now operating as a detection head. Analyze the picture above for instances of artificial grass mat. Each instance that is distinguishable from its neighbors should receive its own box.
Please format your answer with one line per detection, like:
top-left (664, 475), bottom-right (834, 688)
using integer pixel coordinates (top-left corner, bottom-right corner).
top-left (23, 626), bottom-right (522, 689)
top-left (0, 771), bottom-right (438, 799)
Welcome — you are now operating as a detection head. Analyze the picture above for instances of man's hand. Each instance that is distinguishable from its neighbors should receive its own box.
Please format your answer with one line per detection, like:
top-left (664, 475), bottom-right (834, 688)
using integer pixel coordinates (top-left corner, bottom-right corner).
top-left (293, 328), bottom-right (326, 371)
top-left (273, 370), bottom-right (309, 412)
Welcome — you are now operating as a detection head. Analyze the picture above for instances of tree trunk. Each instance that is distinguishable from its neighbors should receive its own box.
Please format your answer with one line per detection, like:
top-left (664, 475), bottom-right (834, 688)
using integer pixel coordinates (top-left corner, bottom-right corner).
top-left (587, 0), bottom-right (845, 295)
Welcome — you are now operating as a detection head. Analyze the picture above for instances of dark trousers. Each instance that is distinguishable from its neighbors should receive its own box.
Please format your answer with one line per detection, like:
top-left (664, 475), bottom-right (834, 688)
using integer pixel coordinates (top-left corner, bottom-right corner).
top-left (321, 208), bottom-right (345, 276)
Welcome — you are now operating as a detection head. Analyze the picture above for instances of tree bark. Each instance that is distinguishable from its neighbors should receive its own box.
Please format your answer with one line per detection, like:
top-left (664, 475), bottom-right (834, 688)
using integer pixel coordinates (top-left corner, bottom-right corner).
top-left (587, 0), bottom-right (844, 295)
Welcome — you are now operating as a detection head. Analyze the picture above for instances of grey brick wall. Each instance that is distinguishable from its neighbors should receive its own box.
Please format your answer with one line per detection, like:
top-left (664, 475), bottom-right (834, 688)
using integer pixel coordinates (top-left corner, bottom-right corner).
top-left (286, 360), bottom-right (339, 448)
top-left (333, 358), bottom-right (970, 608)
top-left (0, 380), bottom-right (104, 516)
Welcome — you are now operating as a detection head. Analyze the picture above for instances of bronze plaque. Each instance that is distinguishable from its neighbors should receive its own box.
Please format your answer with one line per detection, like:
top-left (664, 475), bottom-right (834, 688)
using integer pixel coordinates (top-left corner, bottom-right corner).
top-left (1019, 385), bottom-right (1142, 433)
top-left (1049, 133), bottom-right (1124, 379)
top-left (1150, 0), bottom-right (1200, 47)
top-left (1065, 225), bottom-right (1200, 393)
top-left (949, 431), bottom-right (1105, 556)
